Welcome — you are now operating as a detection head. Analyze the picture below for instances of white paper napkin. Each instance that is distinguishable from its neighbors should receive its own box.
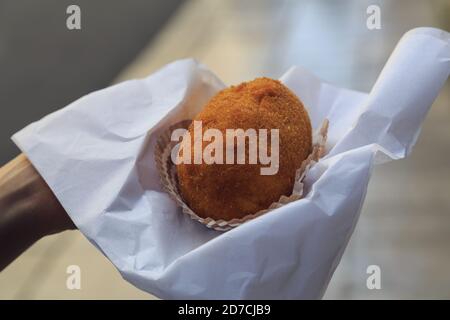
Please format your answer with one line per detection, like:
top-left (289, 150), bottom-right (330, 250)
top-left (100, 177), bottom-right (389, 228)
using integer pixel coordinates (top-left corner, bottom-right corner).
top-left (12, 27), bottom-right (450, 299)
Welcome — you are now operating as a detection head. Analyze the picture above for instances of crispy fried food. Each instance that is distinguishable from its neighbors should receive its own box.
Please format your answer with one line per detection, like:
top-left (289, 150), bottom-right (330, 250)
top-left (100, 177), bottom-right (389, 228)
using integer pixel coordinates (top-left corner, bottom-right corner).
top-left (176, 77), bottom-right (312, 220)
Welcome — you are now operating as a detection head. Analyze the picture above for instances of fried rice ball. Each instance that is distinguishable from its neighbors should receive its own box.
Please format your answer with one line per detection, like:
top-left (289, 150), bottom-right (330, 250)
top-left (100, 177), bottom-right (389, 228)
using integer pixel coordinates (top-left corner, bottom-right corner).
top-left (176, 77), bottom-right (312, 221)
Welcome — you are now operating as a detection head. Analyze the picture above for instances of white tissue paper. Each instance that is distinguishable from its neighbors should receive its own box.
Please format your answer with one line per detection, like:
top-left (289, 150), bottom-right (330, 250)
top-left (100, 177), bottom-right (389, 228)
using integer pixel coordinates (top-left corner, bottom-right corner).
top-left (12, 28), bottom-right (450, 299)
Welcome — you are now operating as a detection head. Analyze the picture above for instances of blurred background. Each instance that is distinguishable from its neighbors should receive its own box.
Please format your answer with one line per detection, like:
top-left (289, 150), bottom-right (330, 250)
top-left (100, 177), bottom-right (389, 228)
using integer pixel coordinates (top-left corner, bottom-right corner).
top-left (0, 0), bottom-right (449, 299)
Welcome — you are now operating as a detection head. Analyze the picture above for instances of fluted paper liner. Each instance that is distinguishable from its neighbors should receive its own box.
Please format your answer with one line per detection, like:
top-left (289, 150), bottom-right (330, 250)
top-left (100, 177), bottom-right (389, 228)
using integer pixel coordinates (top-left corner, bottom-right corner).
top-left (155, 119), bottom-right (329, 231)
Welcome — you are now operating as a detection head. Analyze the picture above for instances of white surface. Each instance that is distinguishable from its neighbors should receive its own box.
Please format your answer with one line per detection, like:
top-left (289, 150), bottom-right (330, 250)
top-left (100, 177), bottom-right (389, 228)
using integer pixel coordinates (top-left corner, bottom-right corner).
top-left (12, 28), bottom-right (450, 299)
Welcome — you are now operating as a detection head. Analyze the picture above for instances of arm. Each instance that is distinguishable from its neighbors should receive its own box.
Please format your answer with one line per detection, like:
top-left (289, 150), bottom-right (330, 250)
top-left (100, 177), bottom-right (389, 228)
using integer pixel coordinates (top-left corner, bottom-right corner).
top-left (0, 153), bottom-right (75, 271)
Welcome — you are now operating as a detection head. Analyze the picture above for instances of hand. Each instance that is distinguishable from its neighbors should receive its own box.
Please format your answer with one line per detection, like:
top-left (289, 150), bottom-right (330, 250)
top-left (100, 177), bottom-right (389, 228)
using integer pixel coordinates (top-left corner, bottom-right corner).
top-left (0, 153), bottom-right (76, 271)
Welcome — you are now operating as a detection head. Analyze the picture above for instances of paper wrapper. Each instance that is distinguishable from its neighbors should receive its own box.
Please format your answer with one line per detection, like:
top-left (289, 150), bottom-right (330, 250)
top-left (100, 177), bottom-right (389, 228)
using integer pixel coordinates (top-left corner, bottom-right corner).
top-left (11, 28), bottom-right (450, 299)
top-left (154, 119), bottom-right (329, 231)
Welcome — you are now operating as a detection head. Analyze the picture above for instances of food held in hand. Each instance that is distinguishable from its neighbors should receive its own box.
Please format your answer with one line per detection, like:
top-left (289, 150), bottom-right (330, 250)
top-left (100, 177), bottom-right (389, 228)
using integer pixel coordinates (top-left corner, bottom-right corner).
top-left (176, 77), bottom-right (312, 221)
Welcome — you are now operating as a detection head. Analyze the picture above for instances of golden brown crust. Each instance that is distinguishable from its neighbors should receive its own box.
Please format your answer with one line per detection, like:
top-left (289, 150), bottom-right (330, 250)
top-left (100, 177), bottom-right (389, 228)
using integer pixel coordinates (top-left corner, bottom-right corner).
top-left (176, 78), bottom-right (312, 220)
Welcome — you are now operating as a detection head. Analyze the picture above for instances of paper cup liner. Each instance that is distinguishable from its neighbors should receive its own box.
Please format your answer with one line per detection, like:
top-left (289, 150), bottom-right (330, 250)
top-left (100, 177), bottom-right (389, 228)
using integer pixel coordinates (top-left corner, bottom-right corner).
top-left (155, 119), bottom-right (329, 231)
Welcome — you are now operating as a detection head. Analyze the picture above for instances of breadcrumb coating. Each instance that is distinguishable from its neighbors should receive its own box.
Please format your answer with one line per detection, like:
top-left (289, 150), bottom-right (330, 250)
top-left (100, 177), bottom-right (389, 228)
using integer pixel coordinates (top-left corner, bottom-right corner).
top-left (176, 77), bottom-right (312, 220)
